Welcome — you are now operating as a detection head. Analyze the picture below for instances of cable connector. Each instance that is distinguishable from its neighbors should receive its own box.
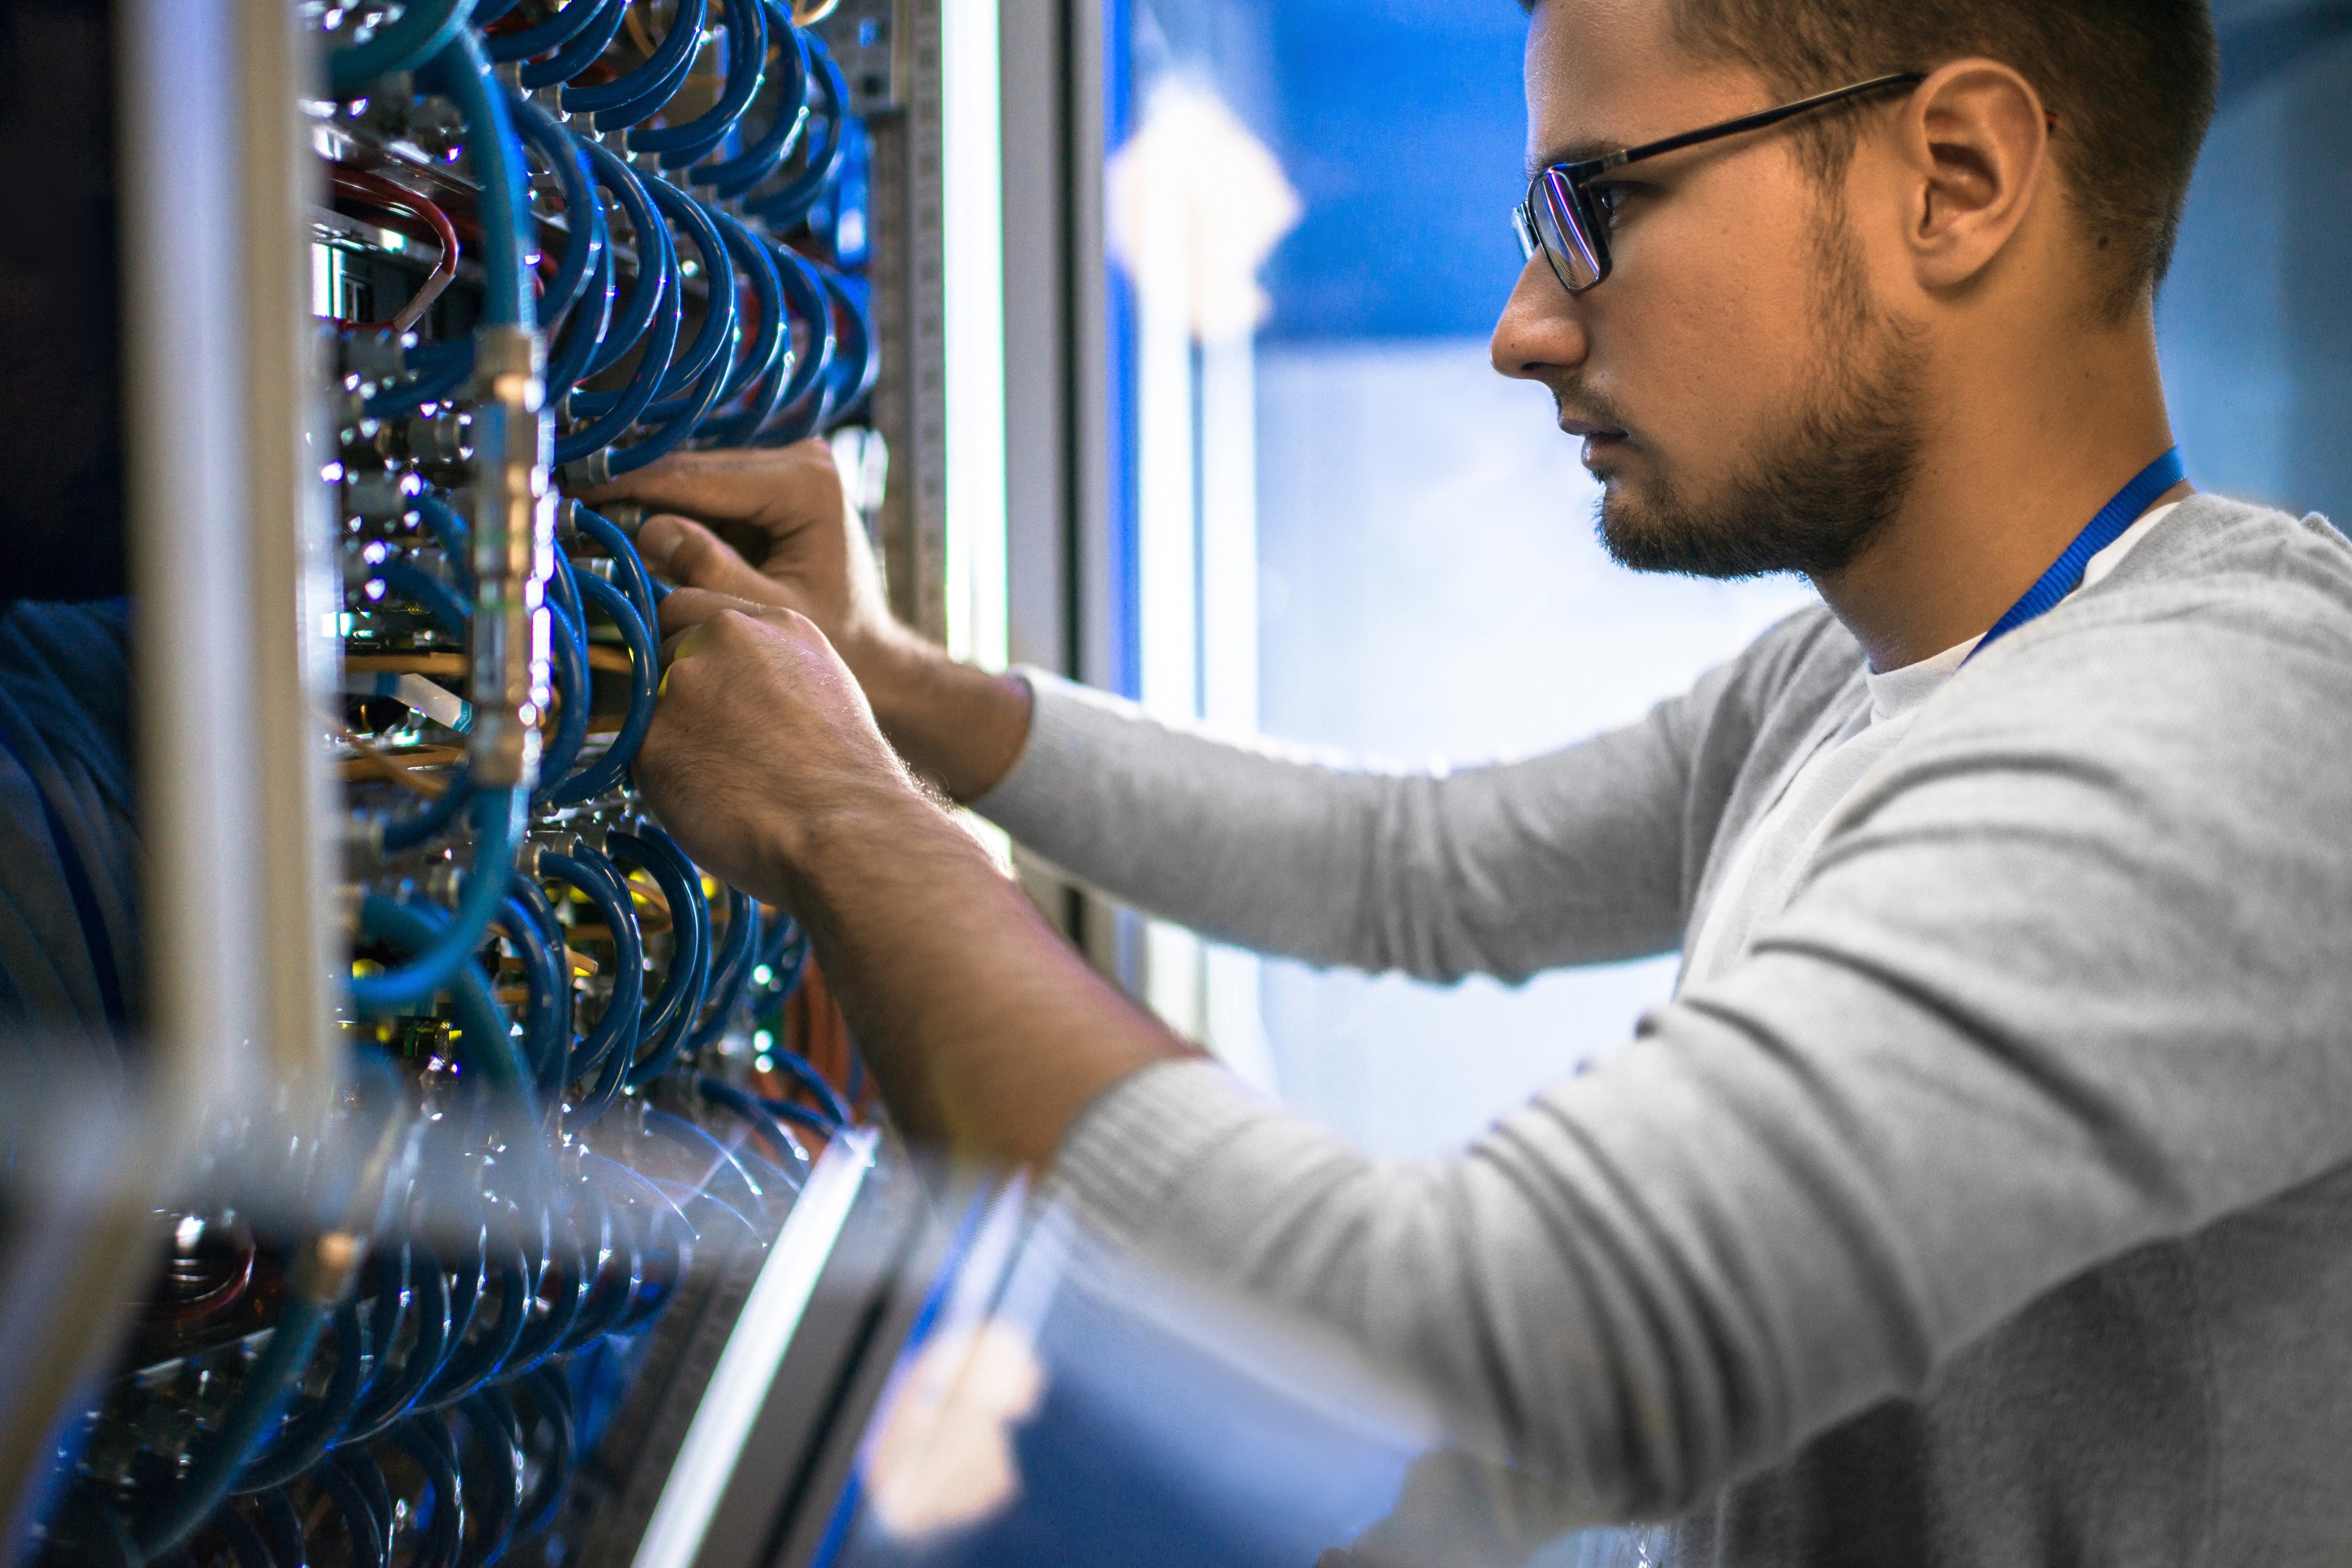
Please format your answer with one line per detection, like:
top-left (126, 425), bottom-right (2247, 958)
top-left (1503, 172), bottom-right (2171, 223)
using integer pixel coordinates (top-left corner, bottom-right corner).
top-left (466, 324), bottom-right (555, 791)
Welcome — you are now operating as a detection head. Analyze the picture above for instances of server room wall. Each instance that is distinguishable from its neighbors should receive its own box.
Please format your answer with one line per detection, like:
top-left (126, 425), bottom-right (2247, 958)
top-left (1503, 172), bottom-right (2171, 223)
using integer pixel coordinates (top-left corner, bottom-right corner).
top-left (0, 4), bottom-right (898, 1566)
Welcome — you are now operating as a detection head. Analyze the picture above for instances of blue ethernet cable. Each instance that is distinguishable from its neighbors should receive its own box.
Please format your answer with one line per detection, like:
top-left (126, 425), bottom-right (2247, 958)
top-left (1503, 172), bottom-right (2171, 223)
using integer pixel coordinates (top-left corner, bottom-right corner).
top-left (577, 140), bottom-right (673, 381)
top-left (416, 1248), bottom-right (535, 1412)
top-left (762, 1048), bottom-right (852, 1133)
top-left (641, 1109), bottom-right (771, 1226)
top-left (557, 155), bottom-right (683, 467)
top-left (509, 1368), bottom-right (576, 1541)
top-left (309, 1453), bottom-right (386, 1568)
top-left (328, 0), bottom-right (477, 98)
top-left (494, 892), bottom-right (569, 1101)
top-left (705, 239), bottom-right (831, 447)
top-left (702, 211), bottom-right (790, 417)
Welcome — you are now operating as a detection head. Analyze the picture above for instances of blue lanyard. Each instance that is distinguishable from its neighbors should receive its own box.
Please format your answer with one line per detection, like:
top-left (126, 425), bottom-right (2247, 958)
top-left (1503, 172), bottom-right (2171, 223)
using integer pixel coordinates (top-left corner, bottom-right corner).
top-left (1968, 447), bottom-right (2187, 662)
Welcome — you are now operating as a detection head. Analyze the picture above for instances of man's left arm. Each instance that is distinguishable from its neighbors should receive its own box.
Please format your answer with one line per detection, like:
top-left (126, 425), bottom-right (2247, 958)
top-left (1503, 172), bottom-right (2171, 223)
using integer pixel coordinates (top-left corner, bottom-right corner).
top-left (643, 590), bottom-right (2352, 1516)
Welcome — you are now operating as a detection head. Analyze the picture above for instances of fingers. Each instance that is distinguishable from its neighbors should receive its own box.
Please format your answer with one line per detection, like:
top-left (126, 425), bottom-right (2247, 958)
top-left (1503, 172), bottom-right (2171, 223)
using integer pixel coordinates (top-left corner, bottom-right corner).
top-left (636, 513), bottom-right (788, 603)
top-left (657, 585), bottom-right (773, 640)
top-left (573, 442), bottom-right (842, 530)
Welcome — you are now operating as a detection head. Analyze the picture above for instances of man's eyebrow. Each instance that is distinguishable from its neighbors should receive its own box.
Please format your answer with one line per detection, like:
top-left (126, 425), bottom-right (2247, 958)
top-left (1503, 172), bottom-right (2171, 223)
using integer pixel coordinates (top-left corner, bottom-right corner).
top-left (1525, 139), bottom-right (1621, 178)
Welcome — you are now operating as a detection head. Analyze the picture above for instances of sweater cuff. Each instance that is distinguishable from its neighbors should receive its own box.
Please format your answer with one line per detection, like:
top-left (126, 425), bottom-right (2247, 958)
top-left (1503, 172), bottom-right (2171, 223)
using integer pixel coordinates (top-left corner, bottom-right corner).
top-left (970, 667), bottom-right (1137, 850)
top-left (1052, 1057), bottom-right (1277, 1248)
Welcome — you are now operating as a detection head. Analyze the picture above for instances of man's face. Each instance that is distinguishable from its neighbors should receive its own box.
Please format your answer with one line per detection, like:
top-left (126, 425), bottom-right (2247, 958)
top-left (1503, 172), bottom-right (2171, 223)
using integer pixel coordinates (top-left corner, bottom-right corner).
top-left (1493, 0), bottom-right (1926, 579)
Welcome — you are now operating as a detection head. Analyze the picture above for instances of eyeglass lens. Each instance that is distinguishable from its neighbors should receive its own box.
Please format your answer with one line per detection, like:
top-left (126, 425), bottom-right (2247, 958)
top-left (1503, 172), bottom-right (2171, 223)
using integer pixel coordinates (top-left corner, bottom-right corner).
top-left (1534, 170), bottom-right (1605, 291)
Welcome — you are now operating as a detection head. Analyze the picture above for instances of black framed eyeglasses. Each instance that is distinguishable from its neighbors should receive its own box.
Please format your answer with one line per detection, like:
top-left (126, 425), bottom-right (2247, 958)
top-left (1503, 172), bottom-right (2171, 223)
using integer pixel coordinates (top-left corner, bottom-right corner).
top-left (1512, 71), bottom-right (1930, 295)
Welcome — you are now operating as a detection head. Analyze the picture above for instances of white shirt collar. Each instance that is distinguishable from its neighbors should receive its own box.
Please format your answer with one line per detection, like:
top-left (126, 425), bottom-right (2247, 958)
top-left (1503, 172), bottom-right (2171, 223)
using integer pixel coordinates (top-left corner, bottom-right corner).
top-left (1860, 499), bottom-right (2185, 724)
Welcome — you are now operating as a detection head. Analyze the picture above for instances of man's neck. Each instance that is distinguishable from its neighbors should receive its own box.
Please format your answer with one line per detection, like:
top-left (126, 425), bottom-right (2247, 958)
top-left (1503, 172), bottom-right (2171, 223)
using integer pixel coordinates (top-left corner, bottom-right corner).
top-left (1809, 318), bottom-right (2187, 673)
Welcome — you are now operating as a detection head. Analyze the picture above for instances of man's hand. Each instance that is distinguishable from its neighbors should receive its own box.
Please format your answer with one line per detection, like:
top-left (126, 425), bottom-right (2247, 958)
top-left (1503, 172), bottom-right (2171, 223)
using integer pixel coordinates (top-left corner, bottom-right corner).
top-left (636, 587), bottom-right (928, 902)
top-left (638, 586), bottom-right (1189, 1166)
top-left (578, 442), bottom-right (1032, 803)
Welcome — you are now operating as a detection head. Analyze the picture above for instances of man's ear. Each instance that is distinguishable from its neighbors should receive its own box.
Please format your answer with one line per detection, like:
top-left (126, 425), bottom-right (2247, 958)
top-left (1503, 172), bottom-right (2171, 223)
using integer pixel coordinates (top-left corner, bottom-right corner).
top-left (1890, 58), bottom-right (2052, 294)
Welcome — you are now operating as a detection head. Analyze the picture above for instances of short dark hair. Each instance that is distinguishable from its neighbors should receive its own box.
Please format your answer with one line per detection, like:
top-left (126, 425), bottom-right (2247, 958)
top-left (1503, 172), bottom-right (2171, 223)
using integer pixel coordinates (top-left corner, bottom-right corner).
top-left (1524, 0), bottom-right (2218, 316)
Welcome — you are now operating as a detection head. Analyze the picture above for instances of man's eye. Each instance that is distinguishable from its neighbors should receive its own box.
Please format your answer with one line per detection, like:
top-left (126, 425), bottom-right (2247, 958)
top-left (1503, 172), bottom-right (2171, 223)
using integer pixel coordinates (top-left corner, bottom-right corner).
top-left (1588, 183), bottom-right (1635, 228)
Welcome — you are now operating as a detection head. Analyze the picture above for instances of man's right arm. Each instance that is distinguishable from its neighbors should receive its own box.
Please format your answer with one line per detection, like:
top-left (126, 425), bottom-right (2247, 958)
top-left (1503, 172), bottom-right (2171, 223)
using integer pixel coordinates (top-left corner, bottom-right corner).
top-left (582, 443), bottom-right (1751, 980)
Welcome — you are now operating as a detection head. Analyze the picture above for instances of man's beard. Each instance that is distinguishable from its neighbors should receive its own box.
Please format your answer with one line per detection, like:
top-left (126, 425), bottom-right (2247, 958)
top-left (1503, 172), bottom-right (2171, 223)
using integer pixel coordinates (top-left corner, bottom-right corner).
top-left (1593, 216), bottom-right (1929, 581)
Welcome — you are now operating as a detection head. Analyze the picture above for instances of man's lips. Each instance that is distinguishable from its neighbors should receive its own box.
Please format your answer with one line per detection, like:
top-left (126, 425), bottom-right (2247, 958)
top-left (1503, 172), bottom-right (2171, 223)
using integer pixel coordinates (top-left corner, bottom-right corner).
top-left (1559, 415), bottom-right (1630, 464)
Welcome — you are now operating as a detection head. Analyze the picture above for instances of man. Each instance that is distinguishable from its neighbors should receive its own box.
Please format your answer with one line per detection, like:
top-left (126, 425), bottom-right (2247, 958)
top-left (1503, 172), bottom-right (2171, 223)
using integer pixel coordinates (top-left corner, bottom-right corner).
top-left (587, 0), bottom-right (2352, 1557)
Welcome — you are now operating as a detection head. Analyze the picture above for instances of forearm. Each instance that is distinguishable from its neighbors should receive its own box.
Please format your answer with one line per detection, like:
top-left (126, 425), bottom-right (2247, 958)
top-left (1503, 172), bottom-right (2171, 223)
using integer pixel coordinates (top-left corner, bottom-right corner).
top-left (858, 635), bottom-right (1034, 804)
top-left (778, 790), bottom-right (1189, 1164)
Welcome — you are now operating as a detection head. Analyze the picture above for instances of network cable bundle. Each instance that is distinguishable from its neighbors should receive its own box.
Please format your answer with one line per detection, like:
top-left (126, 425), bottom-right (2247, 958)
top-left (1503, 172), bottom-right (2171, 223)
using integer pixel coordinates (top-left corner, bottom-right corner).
top-left (28, 2), bottom-right (886, 1564)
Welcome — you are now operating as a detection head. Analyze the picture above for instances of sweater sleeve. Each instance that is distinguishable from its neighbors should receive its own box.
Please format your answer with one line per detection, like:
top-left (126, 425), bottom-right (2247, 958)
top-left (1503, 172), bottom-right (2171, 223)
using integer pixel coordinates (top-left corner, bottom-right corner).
top-left (1050, 592), bottom-right (2352, 1519)
top-left (974, 612), bottom-right (1842, 983)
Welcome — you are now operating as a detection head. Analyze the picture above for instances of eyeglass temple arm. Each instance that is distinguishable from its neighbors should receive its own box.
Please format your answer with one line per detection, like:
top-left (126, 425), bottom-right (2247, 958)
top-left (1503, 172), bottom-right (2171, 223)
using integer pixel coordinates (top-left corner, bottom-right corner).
top-left (1587, 70), bottom-right (1931, 175)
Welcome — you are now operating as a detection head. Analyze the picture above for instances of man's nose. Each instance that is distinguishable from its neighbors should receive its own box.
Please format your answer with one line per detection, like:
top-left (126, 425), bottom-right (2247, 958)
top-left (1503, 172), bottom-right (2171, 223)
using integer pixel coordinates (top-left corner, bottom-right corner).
top-left (1490, 257), bottom-right (1591, 383)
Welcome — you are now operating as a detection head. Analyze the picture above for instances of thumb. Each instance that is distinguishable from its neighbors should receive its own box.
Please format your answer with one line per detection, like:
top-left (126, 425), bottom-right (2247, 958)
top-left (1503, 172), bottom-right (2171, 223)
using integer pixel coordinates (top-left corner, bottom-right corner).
top-left (637, 513), bottom-right (792, 605)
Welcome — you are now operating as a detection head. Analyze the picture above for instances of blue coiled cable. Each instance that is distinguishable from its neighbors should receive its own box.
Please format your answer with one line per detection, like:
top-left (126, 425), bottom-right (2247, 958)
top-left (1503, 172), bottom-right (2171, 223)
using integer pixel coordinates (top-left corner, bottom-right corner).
top-left (344, 1248), bottom-right (451, 1442)
top-left (576, 140), bottom-right (672, 381)
top-left (231, 1300), bottom-right (364, 1494)
top-left (312, 1453), bottom-right (387, 1568)
top-left (494, 891), bottom-right (569, 1102)
top-left (703, 3), bottom-right (810, 197)
top-left (568, 0), bottom-right (710, 127)
top-left (483, 0), bottom-right (608, 62)
top-left (533, 595), bottom-right (591, 805)
top-left (540, 574), bottom-right (657, 807)
top-left (412, 492), bottom-right (472, 592)
top-left (605, 827), bottom-right (711, 1087)
top-left (701, 211), bottom-right (790, 421)
top-left (570, 507), bottom-right (660, 631)
top-left (744, 35), bottom-right (849, 230)
top-left (369, 556), bottom-right (469, 639)
top-left (697, 1077), bottom-right (810, 1181)
top-left (386, 1419), bottom-right (464, 1568)
top-left (348, 791), bottom-right (525, 1018)
top-left (522, 0), bottom-right (632, 89)
top-left (557, 149), bottom-right (682, 467)
top-left (129, 1294), bottom-right (334, 1559)
top-left (707, 239), bottom-right (830, 447)
top-left (545, 236), bottom-right (615, 407)
top-left (363, 336), bottom-right (473, 420)
top-left (684, 889), bottom-right (758, 1055)
top-left (632, 0), bottom-right (767, 168)
top-left (508, 90), bottom-right (604, 327)
top-left (539, 845), bottom-right (644, 1093)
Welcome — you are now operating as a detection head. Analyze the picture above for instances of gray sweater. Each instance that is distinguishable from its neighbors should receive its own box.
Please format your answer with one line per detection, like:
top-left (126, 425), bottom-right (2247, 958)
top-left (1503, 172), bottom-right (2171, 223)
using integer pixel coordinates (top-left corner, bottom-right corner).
top-left (976, 495), bottom-right (2352, 1564)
